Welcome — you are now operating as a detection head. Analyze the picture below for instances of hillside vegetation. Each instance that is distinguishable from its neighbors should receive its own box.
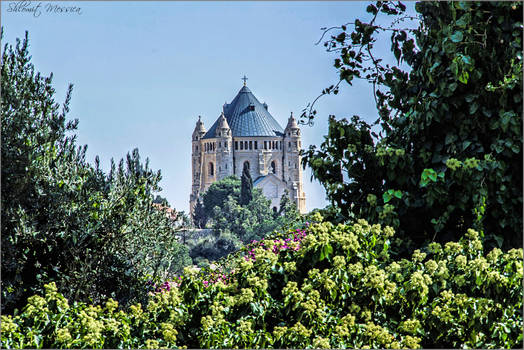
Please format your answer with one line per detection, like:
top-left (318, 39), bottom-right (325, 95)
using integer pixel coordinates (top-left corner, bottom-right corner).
top-left (2, 214), bottom-right (522, 348)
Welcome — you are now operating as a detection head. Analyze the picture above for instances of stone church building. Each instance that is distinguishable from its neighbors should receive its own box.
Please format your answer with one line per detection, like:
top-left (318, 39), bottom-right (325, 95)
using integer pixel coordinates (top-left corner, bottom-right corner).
top-left (190, 81), bottom-right (306, 215)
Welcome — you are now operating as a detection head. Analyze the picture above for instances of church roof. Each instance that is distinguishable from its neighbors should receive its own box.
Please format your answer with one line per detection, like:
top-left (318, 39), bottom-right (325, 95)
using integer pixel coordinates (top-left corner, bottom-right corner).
top-left (202, 85), bottom-right (284, 139)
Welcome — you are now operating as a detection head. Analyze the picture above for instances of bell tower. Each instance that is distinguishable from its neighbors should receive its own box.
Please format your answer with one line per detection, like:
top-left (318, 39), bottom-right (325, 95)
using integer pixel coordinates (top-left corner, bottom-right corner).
top-left (216, 112), bottom-right (233, 180)
top-left (283, 112), bottom-right (306, 212)
top-left (190, 116), bottom-right (206, 216)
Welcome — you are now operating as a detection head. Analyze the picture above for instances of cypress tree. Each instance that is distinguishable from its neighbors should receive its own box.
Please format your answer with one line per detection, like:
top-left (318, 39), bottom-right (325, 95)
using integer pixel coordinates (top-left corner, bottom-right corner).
top-left (193, 198), bottom-right (207, 228)
top-left (240, 162), bottom-right (253, 205)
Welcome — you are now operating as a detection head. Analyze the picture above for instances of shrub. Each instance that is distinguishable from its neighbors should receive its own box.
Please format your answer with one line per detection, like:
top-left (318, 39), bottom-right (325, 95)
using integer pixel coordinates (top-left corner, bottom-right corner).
top-left (2, 215), bottom-right (522, 349)
top-left (1, 31), bottom-right (191, 313)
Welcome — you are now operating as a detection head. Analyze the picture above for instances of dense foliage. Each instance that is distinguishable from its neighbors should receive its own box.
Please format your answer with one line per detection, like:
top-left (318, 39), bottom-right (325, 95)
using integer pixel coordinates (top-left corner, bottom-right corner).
top-left (302, 1), bottom-right (523, 248)
top-left (201, 176), bottom-right (300, 241)
top-left (1, 32), bottom-right (191, 313)
top-left (2, 215), bottom-right (522, 348)
top-left (189, 176), bottom-right (301, 265)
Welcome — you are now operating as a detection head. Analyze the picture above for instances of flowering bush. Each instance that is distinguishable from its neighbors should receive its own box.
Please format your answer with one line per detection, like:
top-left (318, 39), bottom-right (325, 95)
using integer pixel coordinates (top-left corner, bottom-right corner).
top-left (2, 214), bottom-right (522, 348)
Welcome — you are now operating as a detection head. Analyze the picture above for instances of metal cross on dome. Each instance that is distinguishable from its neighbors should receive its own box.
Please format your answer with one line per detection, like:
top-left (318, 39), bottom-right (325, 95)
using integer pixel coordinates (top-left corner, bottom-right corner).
top-left (242, 75), bottom-right (248, 86)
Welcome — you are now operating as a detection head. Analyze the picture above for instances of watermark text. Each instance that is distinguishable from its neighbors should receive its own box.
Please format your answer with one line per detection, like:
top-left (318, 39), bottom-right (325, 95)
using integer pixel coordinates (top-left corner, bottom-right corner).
top-left (7, 1), bottom-right (83, 17)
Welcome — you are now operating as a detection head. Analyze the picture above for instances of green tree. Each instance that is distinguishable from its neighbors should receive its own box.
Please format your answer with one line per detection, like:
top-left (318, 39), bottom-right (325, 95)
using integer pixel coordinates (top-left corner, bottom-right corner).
top-left (1, 31), bottom-right (191, 312)
top-left (240, 162), bottom-right (253, 205)
top-left (153, 194), bottom-right (169, 206)
top-left (213, 188), bottom-right (281, 243)
top-left (276, 190), bottom-right (301, 228)
top-left (302, 1), bottom-right (522, 249)
top-left (193, 197), bottom-right (207, 228)
top-left (191, 178), bottom-right (304, 262)
top-left (202, 175), bottom-right (240, 219)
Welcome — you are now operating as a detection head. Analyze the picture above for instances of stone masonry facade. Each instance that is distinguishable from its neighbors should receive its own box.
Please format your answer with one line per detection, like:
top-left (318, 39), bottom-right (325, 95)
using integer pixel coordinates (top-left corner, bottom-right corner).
top-left (190, 84), bottom-right (306, 216)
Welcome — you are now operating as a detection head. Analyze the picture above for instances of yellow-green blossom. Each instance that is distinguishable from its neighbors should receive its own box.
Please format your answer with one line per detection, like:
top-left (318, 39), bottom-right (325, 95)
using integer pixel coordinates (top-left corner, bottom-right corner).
top-left (201, 315), bottom-right (214, 330)
top-left (27, 295), bottom-right (46, 310)
top-left (290, 321), bottom-right (312, 338)
top-left (335, 314), bottom-right (356, 337)
top-left (284, 261), bottom-right (297, 273)
top-left (446, 158), bottom-right (462, 171)
top-left (463, 158), bottom-right (479, 169)
top-left (238, 319), bottom-right (253, 334)
top-left (469, 257), bottom-right (489, 272)
top-left (412, 250), bottom-right (427, 263)
top-left (210, 300), bottom-right (225, 317)
top-left (486, 270), bottom-right (509, 286)
top-left (409, 271), bottom-right (430, 297)
top-left (402, 335), bottom-right (422, 348)
top-left (247, 274), bottom-right (268, 291)
top-left (455, 255), bottom-right (467, 269)
top-left (324, 277), bottom-right (336, 291)
top-left (301, 282), bottom-right (313, 294)
top-left (237, 288), bottom-right (254, 304)
top-left (383, 226), bottom-right (395, 238)
top-left (161, 322), bottom-right (178, 343)
top-left (363, 265), bottom-right (387, 290)
top-left (145, 339), bottom-right (160, 349)
top-left (313, 336), bottom-right (331, 349)
top-left (105, 318), bottom-right (121, 334)
top-left (424, 259), bottom-right (438, 274)
top-left (435, 261), bottom-right (449, 282)
top-left (273, 326), bottom-right (288, 339)
top-left (240, 258), bottom-right (254, 271)
top-left (56, 327), bottom-right (72, 343)
top-left (333, 255), bottom-right (346, 269)
top-left (507, 248), bottom-right (523, 261)
top-left (283, 281), bottom-right (298, 297)
top-left (427, 242), bottom-right (442, 254)
top-left (106, 298), bottom-right (118, 313)
top-left (365, 322), bottom-right (394, 346)
top-left (348, 262), bottom-right (364, 275)
top-left (487, 248), bottom-right (502, 263)
top-left (444, 242), bottom-right (462, 254)
top-left (130, 303), bottom-right (143, 318)
top-left (387, 262), bottom-right (401, 274)
top-left (1, 315), bottom-right (18, 334)
top-left (362, 309), bottom-right (372, 322)
top-left (44, 282), bottom-right (58, 296)
top-left (399, 319), bottom-right (421, 335)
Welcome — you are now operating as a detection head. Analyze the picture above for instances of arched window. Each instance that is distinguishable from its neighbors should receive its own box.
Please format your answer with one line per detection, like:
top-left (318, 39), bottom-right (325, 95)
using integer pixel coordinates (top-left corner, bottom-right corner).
top-left (244, 161), bottom-right (250, 170)
top-left (271, 161), bottom-right (276, 174)
top-left (209, 162), bottom-right (214, 176)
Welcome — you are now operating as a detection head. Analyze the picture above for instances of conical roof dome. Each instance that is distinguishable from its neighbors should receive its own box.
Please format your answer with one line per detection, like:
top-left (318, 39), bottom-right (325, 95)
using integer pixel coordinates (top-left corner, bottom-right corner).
top-left (203, 85), bottom-right (284, 139)
top-left (285, 112), bottom-right (299, 130)
top-left (217, 112), bottom-right (230, 130)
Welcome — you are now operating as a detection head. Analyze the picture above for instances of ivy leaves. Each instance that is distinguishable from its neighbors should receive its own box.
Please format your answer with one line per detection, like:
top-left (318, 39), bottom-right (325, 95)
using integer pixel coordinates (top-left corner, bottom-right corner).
top-left (303, 1), bottom-right (523, 248)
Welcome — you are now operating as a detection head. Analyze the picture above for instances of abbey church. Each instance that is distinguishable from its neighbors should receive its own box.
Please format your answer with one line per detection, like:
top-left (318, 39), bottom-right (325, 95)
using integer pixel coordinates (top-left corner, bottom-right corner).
top-left (190, 80), bottom-right (306, 215)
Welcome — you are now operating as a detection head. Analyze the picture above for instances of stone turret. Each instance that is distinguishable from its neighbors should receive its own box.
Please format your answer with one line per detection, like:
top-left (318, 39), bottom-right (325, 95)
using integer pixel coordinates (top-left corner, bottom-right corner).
top-left (216, 112), bottom-right (233, 179)
top-left (190, 116), bottom-right (206, 216)
top-left (283, 112), bottom-right (305, 212)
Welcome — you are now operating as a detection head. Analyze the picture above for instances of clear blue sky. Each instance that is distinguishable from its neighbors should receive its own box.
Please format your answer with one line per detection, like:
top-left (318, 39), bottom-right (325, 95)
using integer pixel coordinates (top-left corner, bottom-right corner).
top-left (2, 1), bottom-right (417, 213)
